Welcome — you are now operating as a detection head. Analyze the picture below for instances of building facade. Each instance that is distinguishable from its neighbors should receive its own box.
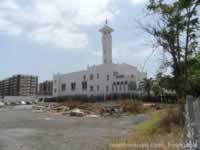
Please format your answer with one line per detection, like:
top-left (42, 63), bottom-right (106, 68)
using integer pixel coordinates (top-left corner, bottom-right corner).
top-left (53, 21), bottom-right (147, 97)
top-left (39, 80), bottom-right (53, 96)
top-left (0, 75), bottom-right (38, 96)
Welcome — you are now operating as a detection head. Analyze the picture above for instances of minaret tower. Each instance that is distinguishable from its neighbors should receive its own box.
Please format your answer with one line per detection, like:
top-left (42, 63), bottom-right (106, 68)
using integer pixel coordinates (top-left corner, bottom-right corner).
top-left (99, 20), bottom-right (114, 64)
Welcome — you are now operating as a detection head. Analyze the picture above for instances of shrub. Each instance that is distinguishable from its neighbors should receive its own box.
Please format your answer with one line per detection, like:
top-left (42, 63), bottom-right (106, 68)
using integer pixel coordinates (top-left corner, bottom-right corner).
top-left (121, 100), bottom-right (144, 114)
top-left (63, 100), bottom-right (82, 109)
top-left (157, 108), bottom-right (182, 133)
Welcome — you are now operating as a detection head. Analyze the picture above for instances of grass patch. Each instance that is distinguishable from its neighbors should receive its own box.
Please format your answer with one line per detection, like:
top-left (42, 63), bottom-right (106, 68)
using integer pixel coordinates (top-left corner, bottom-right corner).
top-left (110, 109), bottom-right (184, 150)
top-left (130, 111), bottom-right (162, 135)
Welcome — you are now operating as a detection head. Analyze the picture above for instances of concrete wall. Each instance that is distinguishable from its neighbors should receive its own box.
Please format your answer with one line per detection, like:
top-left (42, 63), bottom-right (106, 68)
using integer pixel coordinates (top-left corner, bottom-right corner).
top-left (185, 96), bottom-right (200, 149)
top-left (0, 96), bottom-right (44, 103)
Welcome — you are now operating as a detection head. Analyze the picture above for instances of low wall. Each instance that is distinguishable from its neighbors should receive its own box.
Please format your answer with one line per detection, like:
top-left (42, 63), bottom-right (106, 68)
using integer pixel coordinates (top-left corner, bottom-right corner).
top-left (0, 96), bottom-right (51, 103)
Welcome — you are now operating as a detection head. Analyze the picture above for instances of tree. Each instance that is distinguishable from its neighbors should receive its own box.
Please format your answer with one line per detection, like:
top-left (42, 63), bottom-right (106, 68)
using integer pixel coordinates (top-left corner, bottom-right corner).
top-left (187, 52), bottom-right (200, 96)
top-left (156, 72), bottom-right (175, 92)
top-left (144, 78), bottom-right (153, 98)
top-left (145, 0), bottom-right (200, 98)
top-left (152, 84), bottom-right (162, 96)
top-left (152, 73), bottom-right (163, 96)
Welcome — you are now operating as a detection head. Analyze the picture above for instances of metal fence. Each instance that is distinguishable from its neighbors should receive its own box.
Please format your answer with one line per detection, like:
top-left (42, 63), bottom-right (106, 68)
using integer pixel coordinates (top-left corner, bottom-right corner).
top-left (185, 96), bottom-right (200, 150)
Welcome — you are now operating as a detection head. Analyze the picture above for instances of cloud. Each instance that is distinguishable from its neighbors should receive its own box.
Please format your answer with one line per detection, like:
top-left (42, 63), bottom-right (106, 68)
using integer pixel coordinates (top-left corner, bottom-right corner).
top-left (0, 19), bottom-right (22, 36)
top-left (113, 47), bottom-right (153, 60)
top-left (29, 25), bottom-right (88, 49)
top-left (0, 0), bottom-right (113, 49)
top-left (130, 0), bottom-right (147, 5)
top-left (90, 47), bottom-right (156, 64)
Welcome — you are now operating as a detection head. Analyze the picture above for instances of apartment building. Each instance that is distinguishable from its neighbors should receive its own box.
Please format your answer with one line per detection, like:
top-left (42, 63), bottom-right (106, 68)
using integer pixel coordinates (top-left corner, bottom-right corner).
top-left (39, 80), bottom-right (53, 96)
top-left (0, 75), bottom-right (38, 96)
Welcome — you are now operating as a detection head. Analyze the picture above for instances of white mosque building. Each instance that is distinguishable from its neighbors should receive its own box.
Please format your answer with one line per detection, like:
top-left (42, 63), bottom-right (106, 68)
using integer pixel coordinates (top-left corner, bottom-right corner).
top-left (53, 21), bottom-right (147, 98)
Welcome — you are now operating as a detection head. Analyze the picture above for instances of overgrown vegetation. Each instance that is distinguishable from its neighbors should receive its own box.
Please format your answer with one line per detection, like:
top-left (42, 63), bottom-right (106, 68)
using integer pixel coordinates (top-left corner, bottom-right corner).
top-left (110, 108), bottom-right (184, 150)
top-left (63, 100), bottom-right (82, 109)
top-left (156, 108), bottom-right (183, 133)
top-left (120, 100), bottom-right (144, 114)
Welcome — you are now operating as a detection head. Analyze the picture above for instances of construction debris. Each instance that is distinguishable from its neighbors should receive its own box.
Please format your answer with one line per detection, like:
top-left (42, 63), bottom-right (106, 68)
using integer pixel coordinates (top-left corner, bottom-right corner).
top-left (86, 114), bottom-right (100, 118)
top-left (70, 108), bottom-right (85, 117)
top-left (21, 101), bottom-right (26, 105)
top-left (0, 102), bottom-right (5, 107)
top-left (31, 101), bottom-right (124, 117)
top-left (32, 105), bottom-right (46, 113)
top-left (55, 106), bottom-right (70, 112)
top-left (31, 100), bottom-right (145, 118)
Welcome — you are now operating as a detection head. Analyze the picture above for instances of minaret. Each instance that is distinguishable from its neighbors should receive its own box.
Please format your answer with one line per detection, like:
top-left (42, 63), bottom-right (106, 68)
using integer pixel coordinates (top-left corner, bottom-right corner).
top-left (99, 20), bottom-right (114, 64)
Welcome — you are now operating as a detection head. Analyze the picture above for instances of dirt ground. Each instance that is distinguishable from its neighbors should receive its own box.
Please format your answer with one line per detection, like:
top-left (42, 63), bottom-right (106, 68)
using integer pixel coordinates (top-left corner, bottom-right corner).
top-left (0, 106), bottom-right (147, 150)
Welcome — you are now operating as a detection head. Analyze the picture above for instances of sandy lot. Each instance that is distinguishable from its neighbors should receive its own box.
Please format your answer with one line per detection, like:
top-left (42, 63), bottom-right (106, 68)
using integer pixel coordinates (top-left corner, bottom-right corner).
top-left (0, 106), bottom-right (147, 150)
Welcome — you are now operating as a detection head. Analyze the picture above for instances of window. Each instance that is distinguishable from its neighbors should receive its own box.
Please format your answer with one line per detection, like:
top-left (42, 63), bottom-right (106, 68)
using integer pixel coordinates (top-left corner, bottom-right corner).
top-left (107, 75), bottom-right (109, 81)
top-left (61, 84), bottom-right (66, 91)
top-left (83, 75), bottom-right (86, 80)
top-left (71, 82), bottom-right (76, 91)
top-left (54, 88), bottom-right (57, 93)
top-left (97, 85), bottom-right (100, 91)
top-left (90, 86), bottom-right (94, 91)
top-left (112, 85), bottom-right (114, 91)
top-left (113, 72), bottom-right (118, 76)
top-left (128, 81), bottom-right (137, 91)
top-left (90, 74), bottom-right (94, 80)
top-left (112, 82), bottom-right (116, 92)
top-left (97, 73), bottom-right (99, 79)
top-left (82, 81), bottom-right (87, 90)
top-left (119, 84), bottom-right (122, 91)
top-left (106, 86), bottom-right (109, 92)
top-left (123, 83), bottom-right (126, 91)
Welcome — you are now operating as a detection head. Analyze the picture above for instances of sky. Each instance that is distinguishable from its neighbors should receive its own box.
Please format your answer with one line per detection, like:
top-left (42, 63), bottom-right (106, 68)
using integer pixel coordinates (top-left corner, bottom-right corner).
top-left (0, 0), bottom-right (163, 82)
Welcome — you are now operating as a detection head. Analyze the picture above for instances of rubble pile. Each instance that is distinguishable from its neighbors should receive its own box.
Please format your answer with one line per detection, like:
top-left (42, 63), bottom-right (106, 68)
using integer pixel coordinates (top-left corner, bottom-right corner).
top-left (32, 101), bottom-right (126, 118)
top-left (0, 99), bottom-right (146, 117)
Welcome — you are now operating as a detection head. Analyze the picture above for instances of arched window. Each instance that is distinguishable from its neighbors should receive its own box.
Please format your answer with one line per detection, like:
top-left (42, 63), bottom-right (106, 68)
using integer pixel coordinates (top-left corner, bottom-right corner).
top-left (71, 82), bottom-right (76, 91)
top-left (112, 85), bottom-right (114, 91)
top-left (61, 84), bottom-right (66, 91)
top-left (82, 81), bottom-right (87, 90)
top-left (97, 73), bottom-right (100, 79)
top-left (90, 74), bottom-right (94, 80)
top-left (83, 75), bottom-right (86, 80)
top-left (107, 75), bottom-right (110, 81)
top-left (97, 85), bottom-right (100, 91)
top-left (106, 86), bottom-right (109, 92)
top-left (119, 84), bottom-right (122, 91)
top-left (112, 82), bottom-right (116, 92)
top-left (90, 86), bottom-right (94, 91)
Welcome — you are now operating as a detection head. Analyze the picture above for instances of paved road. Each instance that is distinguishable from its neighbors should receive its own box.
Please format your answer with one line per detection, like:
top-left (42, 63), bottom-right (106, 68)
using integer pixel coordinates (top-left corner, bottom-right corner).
top-left (0, 107), bottom-right (147, 150)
